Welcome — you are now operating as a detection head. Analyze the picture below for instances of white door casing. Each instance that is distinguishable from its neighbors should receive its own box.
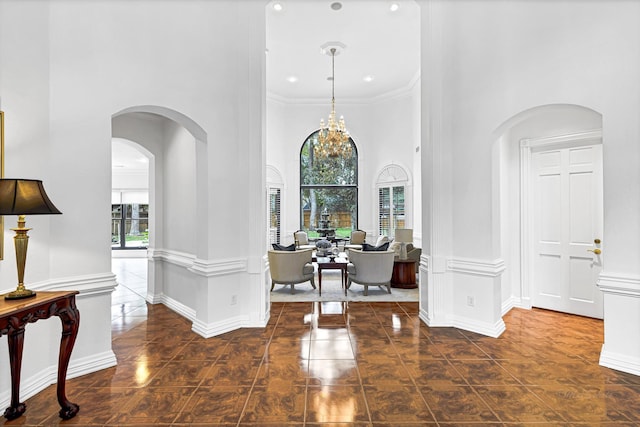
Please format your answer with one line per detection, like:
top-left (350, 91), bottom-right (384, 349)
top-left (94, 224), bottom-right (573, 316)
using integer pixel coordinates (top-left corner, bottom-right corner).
top-left (521, 131), bottom-right (603, 319)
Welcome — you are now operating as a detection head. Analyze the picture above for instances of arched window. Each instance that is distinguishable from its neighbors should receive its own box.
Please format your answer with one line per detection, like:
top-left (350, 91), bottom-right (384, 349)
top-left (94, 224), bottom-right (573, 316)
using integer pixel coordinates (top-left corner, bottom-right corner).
top-left (300, 131), bottom-right (358, 239)
top-left (376, 164), bottom-right (410, 238)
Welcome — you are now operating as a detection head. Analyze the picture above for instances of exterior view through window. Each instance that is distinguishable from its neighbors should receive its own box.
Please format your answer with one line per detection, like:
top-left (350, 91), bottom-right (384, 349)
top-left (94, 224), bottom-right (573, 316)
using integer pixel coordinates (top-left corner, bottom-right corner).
top-left (300, 131), bottom-right (358, 238)
top-left (112, 203), bottom-right (149, 249)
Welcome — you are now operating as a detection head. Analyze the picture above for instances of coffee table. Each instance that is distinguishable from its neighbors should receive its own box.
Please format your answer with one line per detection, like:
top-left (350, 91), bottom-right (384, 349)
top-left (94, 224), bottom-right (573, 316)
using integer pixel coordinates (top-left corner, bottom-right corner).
top-left (317, 256), bottom-right (349, 296)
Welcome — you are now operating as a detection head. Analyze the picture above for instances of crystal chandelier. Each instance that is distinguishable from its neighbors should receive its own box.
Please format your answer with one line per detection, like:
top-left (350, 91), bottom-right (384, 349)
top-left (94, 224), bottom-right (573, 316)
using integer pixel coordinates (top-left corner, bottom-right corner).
top-left (315, 47), bottom-right (352, 159)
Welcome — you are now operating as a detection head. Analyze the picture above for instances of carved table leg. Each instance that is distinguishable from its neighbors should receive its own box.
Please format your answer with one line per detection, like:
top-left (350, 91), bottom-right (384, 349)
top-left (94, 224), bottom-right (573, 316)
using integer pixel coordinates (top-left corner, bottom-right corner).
top-left (4, 327), bottom-right (26, 420)
top-left (56, 300), bottom-right (80, 420)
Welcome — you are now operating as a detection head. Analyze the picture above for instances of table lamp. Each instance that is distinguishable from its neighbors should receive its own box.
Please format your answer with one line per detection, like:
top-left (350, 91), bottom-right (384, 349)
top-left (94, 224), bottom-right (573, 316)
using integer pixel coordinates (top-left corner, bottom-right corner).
top-left (395, 228), bottom-right (413, 260)
top-left (0, 179), bottom-right (62, 300)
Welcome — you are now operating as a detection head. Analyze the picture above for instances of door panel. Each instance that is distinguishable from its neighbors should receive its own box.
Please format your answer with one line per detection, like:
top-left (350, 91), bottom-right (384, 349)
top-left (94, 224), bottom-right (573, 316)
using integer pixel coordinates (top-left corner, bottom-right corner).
top-left (532, 144), bottom-right (603, 318)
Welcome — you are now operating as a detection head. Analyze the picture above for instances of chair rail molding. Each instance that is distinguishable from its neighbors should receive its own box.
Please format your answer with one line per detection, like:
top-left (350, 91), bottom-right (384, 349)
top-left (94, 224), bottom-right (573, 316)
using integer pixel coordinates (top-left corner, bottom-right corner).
top-left (447, 257), bottom-right (506, 277)
top-left (597, 272), bottom-right (640, 297)
top-left (30, 272), bottom-right (118, 296)
top-left (149, 248), bottom-right (247, 277)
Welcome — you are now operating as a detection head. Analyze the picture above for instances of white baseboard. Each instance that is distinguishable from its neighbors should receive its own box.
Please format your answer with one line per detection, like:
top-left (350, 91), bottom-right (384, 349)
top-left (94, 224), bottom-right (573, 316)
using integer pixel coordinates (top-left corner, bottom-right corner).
top-left (191, 315), bottom-right (264, 338)
top-left (452, 315), bottom-right (506, 338)
top-left (159, 294), bottom-right (197, 322)
top-left (0, 350), bottom-right (117, 409)
top-left (600, 346), bottom-right (640, 376)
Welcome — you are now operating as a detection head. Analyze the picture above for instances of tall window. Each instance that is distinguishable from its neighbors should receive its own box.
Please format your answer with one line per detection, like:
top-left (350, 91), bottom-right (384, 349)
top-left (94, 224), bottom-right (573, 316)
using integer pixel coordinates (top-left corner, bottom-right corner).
top-left (112, 203), bottom-right (149, 249)
top-left (268, 187), bottom-right (281, 245)
top-left (300, 131), bottom-right (358, 238)
top-left (378, 186), bottom-right (405, 236)
top-left (377, 164), bottom-right (410, 238)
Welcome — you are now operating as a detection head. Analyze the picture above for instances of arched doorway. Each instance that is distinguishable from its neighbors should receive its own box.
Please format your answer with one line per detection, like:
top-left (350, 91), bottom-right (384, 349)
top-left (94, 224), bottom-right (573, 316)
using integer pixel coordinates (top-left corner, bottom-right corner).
top-left (494, 104), bottom-right (603, 318)
top-left (111, 106), bottom-right (208, 303)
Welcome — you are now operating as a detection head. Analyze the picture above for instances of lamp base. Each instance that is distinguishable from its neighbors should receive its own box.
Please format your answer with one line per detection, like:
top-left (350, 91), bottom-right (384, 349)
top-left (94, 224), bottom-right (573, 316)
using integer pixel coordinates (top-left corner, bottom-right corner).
top-left (399, 243), bottom-right (408, 260)
top-left (4, 289), bottom-right (37, 300)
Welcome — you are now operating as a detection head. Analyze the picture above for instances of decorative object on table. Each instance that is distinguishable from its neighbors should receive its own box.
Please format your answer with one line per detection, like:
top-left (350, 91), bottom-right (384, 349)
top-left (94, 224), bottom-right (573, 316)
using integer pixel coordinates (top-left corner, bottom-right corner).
top-left (394, 228), bottom-right (413, 260)
top-left (0, 179), bottom-right (61, 299)
top-left (314, 44), bottom-right (351, 159)
top-left (315, 239), bottom-right (332, 257)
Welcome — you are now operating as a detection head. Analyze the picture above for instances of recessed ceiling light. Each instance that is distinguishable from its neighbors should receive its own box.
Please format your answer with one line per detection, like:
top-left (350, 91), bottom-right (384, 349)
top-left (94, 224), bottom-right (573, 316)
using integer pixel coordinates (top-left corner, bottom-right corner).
top-left (363, 75), bottom-right (375, 83)
top-left (272, 2), bottom-right (283, 11)
top-left (390, 3), bottom-right (399, 12)
top-left (287, 76), bottom-right (298, 83)
top-left (330, 2), bottom-right (342, 11)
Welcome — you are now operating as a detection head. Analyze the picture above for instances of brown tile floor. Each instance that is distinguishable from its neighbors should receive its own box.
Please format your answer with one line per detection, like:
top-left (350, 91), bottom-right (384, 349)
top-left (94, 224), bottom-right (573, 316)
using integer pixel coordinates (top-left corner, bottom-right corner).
top-left (7, 260), bottom-right (640, 426)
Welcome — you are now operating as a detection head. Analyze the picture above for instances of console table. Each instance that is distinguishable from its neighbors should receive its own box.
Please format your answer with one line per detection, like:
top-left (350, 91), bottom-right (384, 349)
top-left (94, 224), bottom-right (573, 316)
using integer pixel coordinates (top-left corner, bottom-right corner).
top-left (391, 259), bottom-right (417, 289)
top-left (0, 291), bottom-right (80, 420)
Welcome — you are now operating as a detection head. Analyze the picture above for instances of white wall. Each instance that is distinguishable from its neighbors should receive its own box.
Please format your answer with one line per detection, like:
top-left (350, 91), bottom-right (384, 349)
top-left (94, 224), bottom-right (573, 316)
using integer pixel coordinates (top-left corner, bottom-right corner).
top-left (420, 0), bottom-right (640, 371)
top-left (0, 0), bottom-right (268, 405)
top-left (266, 87), bottom-right (421, 245)
top-left (0, 0), bottom-right (117, 407)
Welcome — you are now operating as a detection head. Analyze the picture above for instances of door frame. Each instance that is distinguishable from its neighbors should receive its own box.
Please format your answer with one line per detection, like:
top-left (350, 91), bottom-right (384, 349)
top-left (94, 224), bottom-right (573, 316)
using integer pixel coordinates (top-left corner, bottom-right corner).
top-left (520, 129), bottom-right (603, 308)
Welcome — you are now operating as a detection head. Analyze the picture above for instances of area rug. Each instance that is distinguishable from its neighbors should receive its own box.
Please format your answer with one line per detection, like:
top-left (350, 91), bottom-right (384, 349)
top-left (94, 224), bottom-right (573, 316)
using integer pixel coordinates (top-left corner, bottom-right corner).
top-left (270, 270), bottom-right (418, 302)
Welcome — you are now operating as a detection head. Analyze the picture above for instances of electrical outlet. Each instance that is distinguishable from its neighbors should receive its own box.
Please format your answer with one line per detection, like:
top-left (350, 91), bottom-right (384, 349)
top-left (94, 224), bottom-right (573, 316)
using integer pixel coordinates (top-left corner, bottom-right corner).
top-left (231, 295), bottom-right (237, 305)
top-left (467, 296), bottom-right (475, 307)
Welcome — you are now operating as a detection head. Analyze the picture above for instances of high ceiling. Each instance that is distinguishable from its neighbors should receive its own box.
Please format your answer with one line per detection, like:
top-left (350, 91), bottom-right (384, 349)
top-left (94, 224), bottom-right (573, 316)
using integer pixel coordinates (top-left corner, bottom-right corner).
top-left (266, 0), bottom-right (420, 101)
top-left (114, 1), bottom-right (421, 172)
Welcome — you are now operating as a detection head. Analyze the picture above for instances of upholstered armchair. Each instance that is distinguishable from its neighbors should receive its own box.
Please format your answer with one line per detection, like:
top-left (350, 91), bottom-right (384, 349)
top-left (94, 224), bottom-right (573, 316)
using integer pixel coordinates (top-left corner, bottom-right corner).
top-left (293, 229), bottom-right (316, 250)
top-left (346, 248), bottom-right (395, 295)
top-left (268, 248), bottom-right (316, 294)
top-left (344, 229), bottom-right (366, 251)
top-left (405, 243), bottom-right (422, 270)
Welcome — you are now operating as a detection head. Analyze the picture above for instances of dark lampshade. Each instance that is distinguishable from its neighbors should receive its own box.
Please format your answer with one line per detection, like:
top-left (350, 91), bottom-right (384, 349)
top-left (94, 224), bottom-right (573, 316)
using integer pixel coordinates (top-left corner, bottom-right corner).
top-left (0, 178), bottom-right (62, 300)
top-left (0, 179), bottom-right (62, 215)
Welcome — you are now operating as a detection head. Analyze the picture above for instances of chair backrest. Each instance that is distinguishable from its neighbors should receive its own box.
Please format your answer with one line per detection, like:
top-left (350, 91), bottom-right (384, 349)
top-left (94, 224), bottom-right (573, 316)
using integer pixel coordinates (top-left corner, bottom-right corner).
top-left (348, 248), bottom-right (395, 283)
top-left (294, 230), bottom-right (309, 246)
top-left (350, 229), bottom-right (366, 245)
top-left (268, 249), bottom-right (313, 282)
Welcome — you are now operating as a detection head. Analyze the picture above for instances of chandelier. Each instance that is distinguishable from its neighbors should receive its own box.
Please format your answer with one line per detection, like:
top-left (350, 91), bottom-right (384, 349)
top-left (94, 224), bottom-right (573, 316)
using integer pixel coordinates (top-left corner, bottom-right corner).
top-left (314, 47), bottom-right (352, 159)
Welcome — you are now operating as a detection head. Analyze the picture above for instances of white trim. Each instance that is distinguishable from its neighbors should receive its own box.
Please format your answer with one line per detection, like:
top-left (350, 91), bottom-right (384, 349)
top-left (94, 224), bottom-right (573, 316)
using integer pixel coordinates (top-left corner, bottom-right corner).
top-left (67, 350), bottom-right (118, 379)
top-left (192, 315), bottom-right (268, 339)
top-left (27, 272), bottom-right (118, 296)
top-left (149, 248), bottom-right (247, 277)
top-left (189, 257), bottom-right (248, 277)
top-left (600, 347), bottom-right (640, 376)
top-left (501, 295), bottom-right (520, 315)
top-left (159, 294), bottom-right (197, 322)
top-left (452, 315), bottom-right (506, 339)
top-left (266, 70), bottom-right (420, 106)
top-left (598, 273), bottom-right (640, 297)
top-left (0, 351), bottom-right (117, 409)
top-left (520, 129), bottom-right (602, 150)
top-left (447, 257), bottom-right (505, 277)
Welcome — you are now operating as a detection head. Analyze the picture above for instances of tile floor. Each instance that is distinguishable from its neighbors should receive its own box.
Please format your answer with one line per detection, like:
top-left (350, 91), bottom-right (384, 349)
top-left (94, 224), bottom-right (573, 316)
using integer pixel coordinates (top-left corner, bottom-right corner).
top-left (7, 258), bottom-right (640, 426)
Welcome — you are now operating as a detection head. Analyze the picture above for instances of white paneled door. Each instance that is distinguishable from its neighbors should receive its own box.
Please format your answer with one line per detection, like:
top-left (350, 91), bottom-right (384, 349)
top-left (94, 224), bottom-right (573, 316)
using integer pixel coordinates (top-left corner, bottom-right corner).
top-left (532, 143), bottom-right (603, 318)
